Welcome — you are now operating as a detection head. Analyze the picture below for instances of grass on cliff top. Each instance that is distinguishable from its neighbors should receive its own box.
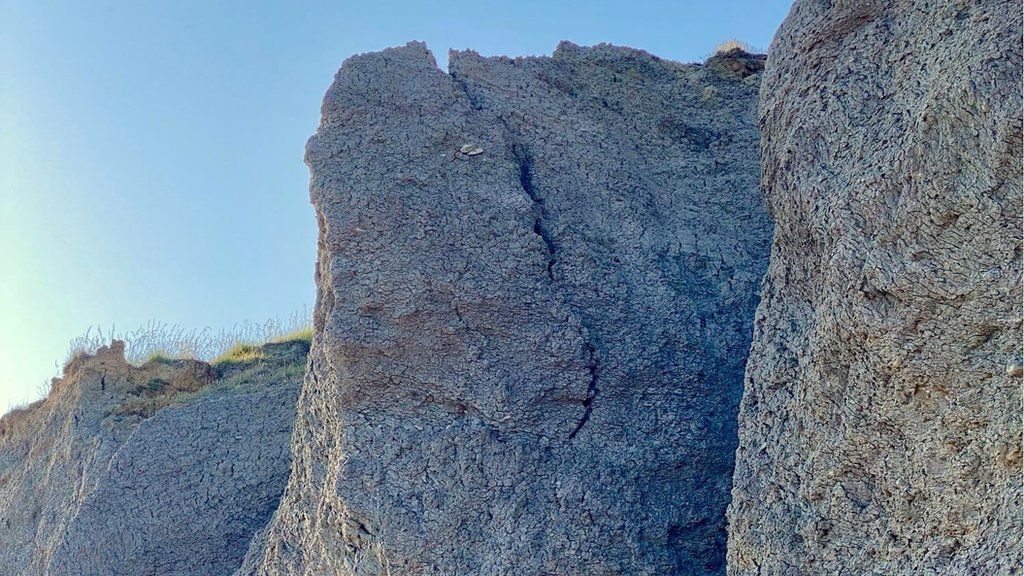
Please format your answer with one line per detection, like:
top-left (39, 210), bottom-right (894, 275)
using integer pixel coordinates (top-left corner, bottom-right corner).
top-left (116, 344), bottom-right (309, 418)
top-left (712, 39), bottom-right (756, 55)
top-left (142, 350), bottom-right (176, 365)
top-left (210, 326), bottom-right (313, 366)
top-left (7, 309), bottom-right (314, 420)
top-left (157, 358), bottom-right (307, 413)
top-left (210, 343), bottom-right (265, 366)
top-left (271, 326), bottom-right (313, 344)
top-left (64, 306), bottom-right (312, 368)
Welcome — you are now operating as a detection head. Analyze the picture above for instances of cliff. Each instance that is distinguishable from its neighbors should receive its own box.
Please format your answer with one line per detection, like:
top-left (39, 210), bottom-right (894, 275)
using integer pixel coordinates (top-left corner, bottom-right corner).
top-left (0, 340), bottom-right (305, 575)
top-left (727, 1), bottom-right (1023, 574)
top-left (244, 42), bottom-right (771, 575)
top-left (4, 10), bottom-right (1015, 572)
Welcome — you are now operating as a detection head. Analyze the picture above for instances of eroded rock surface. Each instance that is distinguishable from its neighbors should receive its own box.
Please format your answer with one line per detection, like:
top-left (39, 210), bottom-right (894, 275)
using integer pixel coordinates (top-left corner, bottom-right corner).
top-left (727, 1), bottom-right (1023, 574)
top-left (0, 340), bottom-right (305, 575)
top-left (248, 42), bottom-right (771, 575)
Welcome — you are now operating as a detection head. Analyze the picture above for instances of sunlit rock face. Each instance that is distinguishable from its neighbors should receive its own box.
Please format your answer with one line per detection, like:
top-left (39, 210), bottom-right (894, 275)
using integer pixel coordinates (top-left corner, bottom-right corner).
top-left (727, 1), bottom-right (1023, 574)
top-left (0, 341), bottom-right (304, 576)
top-left (246, 41), bottom-right (771, 576)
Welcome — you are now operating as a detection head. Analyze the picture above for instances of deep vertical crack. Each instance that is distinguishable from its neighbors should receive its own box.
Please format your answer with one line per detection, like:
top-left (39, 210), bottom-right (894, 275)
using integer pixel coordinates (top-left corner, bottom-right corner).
top-left (568, 342), bottom-right (600, 440)
top-left (451, 71), bottom-right (597, 439)
top-left (510, 142), bottom-right (557, 281)
top-left (451, 72), bottom-right (557, 281)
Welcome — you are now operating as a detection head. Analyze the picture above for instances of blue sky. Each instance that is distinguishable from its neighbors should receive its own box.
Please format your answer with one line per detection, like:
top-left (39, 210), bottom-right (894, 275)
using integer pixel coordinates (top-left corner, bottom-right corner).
top-left (0, 0), bottom-right (792, 411)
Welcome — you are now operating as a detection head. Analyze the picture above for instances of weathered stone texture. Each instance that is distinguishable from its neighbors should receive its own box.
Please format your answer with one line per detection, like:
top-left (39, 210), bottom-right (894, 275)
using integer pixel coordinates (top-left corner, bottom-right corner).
top-left (727, 1), bottom-right (1023, 574)
top-left (0, 341), bottom-right (304, 575)
top-left (248, 42), bottom-right (771, 575)
top-left (0, 343), bottom-right (146, 575)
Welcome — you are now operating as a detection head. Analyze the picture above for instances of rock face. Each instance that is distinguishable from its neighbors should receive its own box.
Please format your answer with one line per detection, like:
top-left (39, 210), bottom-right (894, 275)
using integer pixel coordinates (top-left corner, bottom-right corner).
top-left (727, 2), bottom-right (1023, 574)
top-left (248, 42), bottom-right (771, 575)
top-left (0, 340), bottom-right (305, 575)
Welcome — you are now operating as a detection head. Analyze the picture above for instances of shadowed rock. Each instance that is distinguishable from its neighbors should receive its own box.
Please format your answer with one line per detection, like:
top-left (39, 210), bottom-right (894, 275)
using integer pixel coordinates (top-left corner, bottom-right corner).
top-left (727, 1), bottom-right (1023, 574)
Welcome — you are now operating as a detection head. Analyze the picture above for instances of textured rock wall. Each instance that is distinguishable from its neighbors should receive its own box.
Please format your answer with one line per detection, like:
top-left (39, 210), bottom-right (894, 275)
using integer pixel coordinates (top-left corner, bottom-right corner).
top-left (727, 1), bottom-right (1023, 574)
top-left (248, 42), bottom-right (771, 575)
top-left (0, 343), bottom-right (149, 575)
top-left (0, 340), bottom-right (304, 575)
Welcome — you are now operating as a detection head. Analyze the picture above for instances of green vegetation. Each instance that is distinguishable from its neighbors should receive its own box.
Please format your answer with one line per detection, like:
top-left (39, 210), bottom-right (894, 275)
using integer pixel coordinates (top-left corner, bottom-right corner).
top-left (117, 347), bottom-right (308, 418)
top-left (211, 343), bottom-right (265, 366)
top-left (48, 309), bottom-right (313, 419)
top-left (271, 326), bottom-right (313, 344)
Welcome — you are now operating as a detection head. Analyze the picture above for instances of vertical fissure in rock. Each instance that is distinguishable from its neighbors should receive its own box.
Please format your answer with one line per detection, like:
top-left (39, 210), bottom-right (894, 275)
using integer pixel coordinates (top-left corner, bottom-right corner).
top-left (509, 141), bottom-right (557, 282)
top-left (505, 137), bottom-right (601, 436)
top-left (452, 74), bottom-right (558, 282)
top-left (568, 341), bottom-right (600, 440)
top-left (451, 73), bottom-right (601, 441)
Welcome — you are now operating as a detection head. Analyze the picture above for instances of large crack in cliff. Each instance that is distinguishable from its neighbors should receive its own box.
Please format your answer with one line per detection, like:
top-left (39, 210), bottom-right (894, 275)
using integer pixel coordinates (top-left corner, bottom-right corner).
top-left (509, 141), bottom-right (558, 282)
top-left (568, 342), bottom-right (600, 440)
top-left (453, 74), bottom-right (558, 282)
top-left (503, 139), bottom-right (603, 440)
top-left (451, 73), bottom-right (603, 439)
top-left (513, 136), bottom-right (603, 439)
top-left (503, 137), bottom-right (602, 440)
top-left (506, 135), bottom-right (602, 439)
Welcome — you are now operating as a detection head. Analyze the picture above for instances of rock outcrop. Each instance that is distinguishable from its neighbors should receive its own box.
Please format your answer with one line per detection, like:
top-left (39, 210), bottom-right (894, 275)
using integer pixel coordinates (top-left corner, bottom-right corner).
top-left (727, 1), bottom-right (1023, 574)
top-left (0, 340), bottom-right (305, 575)
top-left (247, 42), bottom-right (771, 575)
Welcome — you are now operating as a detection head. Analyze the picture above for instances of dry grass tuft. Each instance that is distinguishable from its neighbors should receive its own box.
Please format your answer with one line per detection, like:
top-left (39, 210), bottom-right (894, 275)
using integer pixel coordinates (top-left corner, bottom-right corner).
top-left (713, 39), bottom-right (754, 55)
top-left (65, 306), bottom-right (311, 367)
top-left (211, 343), bottom-right (265, 366)
top-left (271, 326), bottom-right (314, 344)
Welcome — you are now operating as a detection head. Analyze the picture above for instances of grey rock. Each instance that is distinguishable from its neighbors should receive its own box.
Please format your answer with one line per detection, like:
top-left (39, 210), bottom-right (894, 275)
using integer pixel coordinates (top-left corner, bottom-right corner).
top-left (0, 343), bottom-right (146, 575)
top-left (48, 371), bottom-right (299, 575)
top-left (247, 41), bottom-right (771, 575)
top-left (727, 1), bottom-right (1023, 574)
top-left (0, 341), bottom-right (304, 575)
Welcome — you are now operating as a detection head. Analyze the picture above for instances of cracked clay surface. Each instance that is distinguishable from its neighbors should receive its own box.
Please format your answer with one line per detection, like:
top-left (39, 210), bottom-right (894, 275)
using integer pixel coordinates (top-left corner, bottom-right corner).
top-left (245, 41), bottom-right (772, 576)
top-left (727, 2), bottom-right (1023, 574)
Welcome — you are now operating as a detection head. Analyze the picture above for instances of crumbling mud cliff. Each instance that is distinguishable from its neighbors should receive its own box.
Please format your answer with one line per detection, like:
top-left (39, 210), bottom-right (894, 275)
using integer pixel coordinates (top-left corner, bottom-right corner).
top-left (0, 340), bottom-right (305, 576)
top-left (245, 42), bottom-right (771, 575)
top-left (727, 1), bottom-right (1023, 574)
